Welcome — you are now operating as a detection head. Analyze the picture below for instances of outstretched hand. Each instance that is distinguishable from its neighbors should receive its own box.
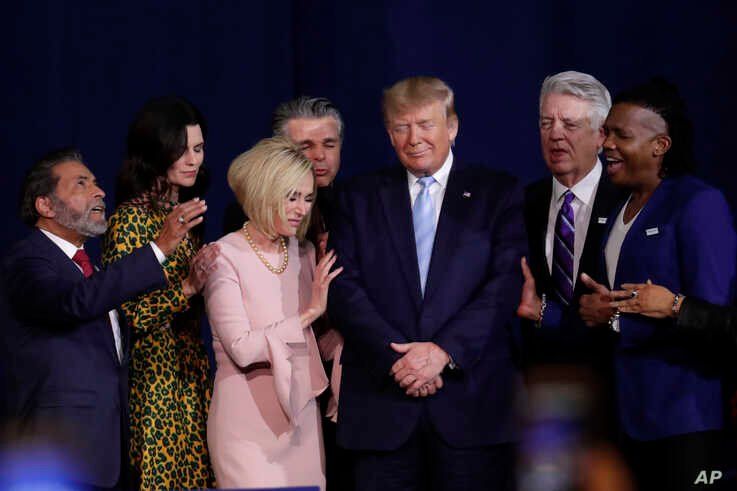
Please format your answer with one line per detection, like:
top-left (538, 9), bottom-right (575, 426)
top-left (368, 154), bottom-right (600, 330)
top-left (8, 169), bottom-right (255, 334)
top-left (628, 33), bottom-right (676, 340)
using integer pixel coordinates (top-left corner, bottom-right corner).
top-left (182, 243), bottom-right (220, 297)
top-left (610, 280), bottom-right (679, 318)
top-left (155, 198), bottom-right (207, 256)
top-left (300, 250), bottom-right (343, 328)
top-left (517, 257), bottom-right (542, 320)
top-left (578, 273), bottom-right (615, 327)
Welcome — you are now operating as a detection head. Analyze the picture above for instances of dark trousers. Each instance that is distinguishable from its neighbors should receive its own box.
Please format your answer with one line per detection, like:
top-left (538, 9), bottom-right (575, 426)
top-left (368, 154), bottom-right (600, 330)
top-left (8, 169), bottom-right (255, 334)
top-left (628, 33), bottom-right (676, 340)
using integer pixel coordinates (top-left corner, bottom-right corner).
top-left (320, 359), bottom-right (355, 491)
top-left (324, 419), bottom-right (354, 491)
top-left (352, 414), bottom-right (515, 491)
top-left (622, 430), bottom-right (736, 490)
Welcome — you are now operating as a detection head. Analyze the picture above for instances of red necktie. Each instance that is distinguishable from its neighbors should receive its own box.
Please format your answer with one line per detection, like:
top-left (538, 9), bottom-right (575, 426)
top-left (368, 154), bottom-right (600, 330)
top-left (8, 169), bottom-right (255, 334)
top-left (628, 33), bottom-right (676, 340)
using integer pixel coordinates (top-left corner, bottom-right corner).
top-left (72, 249), bottom-right (94, 278)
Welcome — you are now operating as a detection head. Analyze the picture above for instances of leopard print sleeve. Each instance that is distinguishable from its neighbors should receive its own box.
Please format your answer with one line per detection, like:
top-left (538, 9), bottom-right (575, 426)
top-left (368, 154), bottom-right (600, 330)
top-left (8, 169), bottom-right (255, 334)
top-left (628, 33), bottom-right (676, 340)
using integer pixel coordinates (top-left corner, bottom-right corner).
top-left (102, 203), bottom-right (192, 335)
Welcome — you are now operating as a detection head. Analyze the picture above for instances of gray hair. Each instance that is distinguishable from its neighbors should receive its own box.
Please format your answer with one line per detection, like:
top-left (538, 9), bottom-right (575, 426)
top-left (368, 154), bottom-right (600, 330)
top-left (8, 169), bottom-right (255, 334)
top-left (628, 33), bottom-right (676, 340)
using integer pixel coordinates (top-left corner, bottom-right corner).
top-left (271, 96), bottom-right (344, 141)
top-left (539, 71), bottom-right (611, 129)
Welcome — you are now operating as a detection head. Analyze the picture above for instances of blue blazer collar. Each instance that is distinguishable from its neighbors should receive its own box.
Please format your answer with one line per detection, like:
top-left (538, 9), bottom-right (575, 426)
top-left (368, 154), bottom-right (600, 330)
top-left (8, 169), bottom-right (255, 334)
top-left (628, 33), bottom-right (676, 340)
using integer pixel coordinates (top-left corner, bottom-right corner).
top-left (600, 179), bottom-right (672, 288)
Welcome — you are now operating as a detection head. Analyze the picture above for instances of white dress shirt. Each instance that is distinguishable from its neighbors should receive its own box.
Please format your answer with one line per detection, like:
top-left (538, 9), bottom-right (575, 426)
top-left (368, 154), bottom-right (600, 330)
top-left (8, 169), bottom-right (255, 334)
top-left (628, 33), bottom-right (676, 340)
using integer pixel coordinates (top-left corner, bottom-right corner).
top-left (40, 229), bottom-right (166, 362)
top-left (545, 159), bottom-right (602, 287)
top-left (407, 149), bottom-right (454, 226)
top-left (605, 195), bottom-right (640, 289)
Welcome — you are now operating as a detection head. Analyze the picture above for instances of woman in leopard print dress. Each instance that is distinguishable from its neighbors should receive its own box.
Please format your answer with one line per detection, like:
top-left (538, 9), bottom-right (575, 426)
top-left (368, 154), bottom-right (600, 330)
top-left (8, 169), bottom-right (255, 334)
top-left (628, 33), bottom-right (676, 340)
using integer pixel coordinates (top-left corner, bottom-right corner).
top-left (102, 96), bottom-right (217, 490)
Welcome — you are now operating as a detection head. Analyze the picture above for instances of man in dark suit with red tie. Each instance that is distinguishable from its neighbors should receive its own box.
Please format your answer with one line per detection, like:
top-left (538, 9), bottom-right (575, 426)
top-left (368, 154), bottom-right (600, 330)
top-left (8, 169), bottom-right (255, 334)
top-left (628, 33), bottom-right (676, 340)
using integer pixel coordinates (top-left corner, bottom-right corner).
top-left (328, 76), bottom-right (526, 490)
top-left (0, 148), bottom-right (211, 490)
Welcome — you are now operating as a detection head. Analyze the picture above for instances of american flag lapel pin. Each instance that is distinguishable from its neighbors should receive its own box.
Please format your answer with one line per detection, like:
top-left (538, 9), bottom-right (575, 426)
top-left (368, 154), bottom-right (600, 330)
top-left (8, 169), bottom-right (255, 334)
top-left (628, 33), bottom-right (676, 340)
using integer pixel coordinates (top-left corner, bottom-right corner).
top-left (462, 191), bottom-right (471, 198)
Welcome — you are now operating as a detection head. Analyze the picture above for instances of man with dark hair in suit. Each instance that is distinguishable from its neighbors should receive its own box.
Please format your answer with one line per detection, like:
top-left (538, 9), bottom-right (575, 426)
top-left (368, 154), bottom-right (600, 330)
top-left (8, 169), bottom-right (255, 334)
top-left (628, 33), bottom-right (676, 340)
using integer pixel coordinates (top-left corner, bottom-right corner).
top-left (223, 95), bottom-right (344, 235)
top-left (328, 76), bottom-right (526, 490)
top-left (516, 71), bottom-right (624, 424)
top-left (0, 148), bottom-right (212, 490)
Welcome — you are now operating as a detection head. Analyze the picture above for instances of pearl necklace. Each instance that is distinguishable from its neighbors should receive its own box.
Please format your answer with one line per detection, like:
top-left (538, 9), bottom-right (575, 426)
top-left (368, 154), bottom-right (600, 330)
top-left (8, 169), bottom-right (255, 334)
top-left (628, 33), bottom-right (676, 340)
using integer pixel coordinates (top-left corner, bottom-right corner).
top-left (241, 222), bottom-right (288, 274)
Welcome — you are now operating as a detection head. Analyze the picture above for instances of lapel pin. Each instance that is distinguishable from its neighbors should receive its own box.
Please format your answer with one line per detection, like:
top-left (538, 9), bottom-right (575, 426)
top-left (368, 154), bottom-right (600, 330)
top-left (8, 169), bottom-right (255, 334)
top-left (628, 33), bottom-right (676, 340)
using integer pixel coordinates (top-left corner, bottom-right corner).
top-left (645, 227), bottom-right (659, 236)
top-left (462, 191), bottom-right (471, 198)
top-left (597, 217), bottom-right (607, 224)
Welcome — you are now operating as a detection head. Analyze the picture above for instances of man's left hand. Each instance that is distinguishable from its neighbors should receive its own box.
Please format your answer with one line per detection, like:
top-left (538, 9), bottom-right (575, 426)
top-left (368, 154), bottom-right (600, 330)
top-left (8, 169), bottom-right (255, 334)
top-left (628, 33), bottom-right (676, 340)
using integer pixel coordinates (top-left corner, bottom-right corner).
top-left (390, 342), bottom-right (450, 395)
top-left (579, 273), bottom-right (615, 327)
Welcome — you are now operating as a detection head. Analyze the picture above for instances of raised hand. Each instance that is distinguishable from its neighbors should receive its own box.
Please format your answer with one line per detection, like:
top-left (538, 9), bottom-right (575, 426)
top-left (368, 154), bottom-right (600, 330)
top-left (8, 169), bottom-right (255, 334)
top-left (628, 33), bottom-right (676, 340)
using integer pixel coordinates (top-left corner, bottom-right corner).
top-left (300, 250), bottom-right (343, 328)
top-left (517, 256), bottom-right (542, 320)
top-left (578, 273), bottom-right (616, 327)
top-left (155, 198), bottom-right (208, 256)
top-left (182, 243), bottom-right (220, 297)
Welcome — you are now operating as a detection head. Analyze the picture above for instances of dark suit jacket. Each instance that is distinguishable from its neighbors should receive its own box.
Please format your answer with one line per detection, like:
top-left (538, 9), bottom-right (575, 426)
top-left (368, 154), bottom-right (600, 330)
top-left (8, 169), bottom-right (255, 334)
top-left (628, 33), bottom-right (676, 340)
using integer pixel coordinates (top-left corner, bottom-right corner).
top-left (328, 160), bottom-right (526, 451)
top-left (598, 175), bottom-right (736, 440)
top-left (522, 171), bottom-right (624, 367)
top-left (0, 228), bottom-right (166, 487)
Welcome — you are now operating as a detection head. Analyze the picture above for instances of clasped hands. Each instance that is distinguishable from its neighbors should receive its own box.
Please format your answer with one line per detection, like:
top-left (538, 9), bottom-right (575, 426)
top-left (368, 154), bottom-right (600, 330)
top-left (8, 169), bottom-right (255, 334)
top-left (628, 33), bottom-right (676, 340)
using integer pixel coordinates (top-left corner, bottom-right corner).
top-left (389, 342), bottom-right (449, 398)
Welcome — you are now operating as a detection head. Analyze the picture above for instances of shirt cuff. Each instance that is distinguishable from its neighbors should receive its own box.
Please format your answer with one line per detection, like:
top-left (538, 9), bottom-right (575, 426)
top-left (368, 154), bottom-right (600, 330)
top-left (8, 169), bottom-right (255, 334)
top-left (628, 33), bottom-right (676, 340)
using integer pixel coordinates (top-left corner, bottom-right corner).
top-left (149, 242), bottom-right (166, 264)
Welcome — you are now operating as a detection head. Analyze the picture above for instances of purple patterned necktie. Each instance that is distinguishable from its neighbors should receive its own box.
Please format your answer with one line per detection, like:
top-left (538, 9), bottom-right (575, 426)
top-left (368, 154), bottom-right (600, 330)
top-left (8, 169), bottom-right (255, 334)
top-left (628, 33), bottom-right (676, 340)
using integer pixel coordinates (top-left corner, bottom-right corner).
top-left (552, 190), bottom-right (575, 305)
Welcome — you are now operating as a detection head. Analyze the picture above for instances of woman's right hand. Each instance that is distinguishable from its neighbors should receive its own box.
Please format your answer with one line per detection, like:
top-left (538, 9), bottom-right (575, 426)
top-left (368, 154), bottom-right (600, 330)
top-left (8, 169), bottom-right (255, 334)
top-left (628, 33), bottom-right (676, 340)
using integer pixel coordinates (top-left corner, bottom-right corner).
top-left (155, 198), bottom-right (207, 256)
top-left (300, 250), bottom-right (343, 328)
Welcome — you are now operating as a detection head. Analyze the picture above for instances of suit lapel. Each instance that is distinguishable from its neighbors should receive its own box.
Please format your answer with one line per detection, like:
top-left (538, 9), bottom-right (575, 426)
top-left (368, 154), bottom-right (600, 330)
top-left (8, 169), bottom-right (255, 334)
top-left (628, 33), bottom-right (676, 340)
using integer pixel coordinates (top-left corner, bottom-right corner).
top-left (615, 180), bottom-right (670, 287)
top-left (423, 164), bottom-right (468, 303)
top-left (378, 168), bottom-right (423, 309)
top-left (528, 179), bottom-right (553, 294)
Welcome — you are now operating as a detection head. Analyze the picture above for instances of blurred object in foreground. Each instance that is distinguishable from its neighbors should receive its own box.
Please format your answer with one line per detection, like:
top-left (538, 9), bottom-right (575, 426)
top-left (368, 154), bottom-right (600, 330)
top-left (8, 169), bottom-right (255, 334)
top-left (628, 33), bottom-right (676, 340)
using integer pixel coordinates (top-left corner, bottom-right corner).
top-left (518, 366), bottom-right (633, 491)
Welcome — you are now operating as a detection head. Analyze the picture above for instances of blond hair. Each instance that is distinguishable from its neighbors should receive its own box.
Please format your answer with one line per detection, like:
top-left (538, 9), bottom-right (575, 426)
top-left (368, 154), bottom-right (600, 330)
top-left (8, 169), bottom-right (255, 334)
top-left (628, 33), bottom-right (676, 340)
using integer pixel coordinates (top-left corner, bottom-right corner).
top-left (227, 137), bottom-right (315, 240)
top-left (382, 76), bottom-right (457, 125)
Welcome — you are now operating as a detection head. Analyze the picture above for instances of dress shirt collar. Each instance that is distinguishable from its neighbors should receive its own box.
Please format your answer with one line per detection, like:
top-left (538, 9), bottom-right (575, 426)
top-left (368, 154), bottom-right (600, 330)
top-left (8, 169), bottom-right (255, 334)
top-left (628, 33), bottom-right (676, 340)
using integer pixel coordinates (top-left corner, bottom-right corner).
top-left (39, 228), bottom-right (84, 259)
top-left (406, 149), bottom-right (454, 190)
top-left (552, 158), bottom-right (602, 206)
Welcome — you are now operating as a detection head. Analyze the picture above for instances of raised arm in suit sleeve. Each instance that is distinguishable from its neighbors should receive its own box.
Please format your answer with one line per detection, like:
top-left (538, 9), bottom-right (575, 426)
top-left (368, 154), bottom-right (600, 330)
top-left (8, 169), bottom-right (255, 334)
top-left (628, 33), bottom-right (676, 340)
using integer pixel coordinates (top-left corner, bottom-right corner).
top-left (327, 186), bottom-right (409, 378)
top-left (5, 241), bottom-right (165, 324)
top-left (432, 181), bottom-right (527, 370)
top-left (204, 245), bottom-right (306, 368)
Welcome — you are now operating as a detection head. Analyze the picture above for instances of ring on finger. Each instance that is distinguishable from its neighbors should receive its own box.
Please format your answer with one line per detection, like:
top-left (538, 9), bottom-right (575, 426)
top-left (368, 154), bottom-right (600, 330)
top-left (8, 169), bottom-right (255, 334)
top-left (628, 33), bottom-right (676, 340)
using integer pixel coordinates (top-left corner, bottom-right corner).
top-left (178, 215), bottom-right (185, 224)
top-left (630, 290), bottom-right (639, 299)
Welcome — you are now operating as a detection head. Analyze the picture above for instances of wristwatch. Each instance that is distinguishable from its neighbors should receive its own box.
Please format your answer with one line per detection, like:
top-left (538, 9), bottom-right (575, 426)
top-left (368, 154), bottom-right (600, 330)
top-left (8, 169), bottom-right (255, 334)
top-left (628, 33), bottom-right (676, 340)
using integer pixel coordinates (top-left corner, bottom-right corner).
top-left (608, 309), bottom-right (621, 333)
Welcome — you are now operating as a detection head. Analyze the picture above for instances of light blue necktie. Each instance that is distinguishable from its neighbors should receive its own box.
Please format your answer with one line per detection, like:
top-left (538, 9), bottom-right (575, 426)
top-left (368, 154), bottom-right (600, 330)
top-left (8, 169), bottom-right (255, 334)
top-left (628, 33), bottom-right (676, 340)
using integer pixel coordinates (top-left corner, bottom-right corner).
top-left (413, 176), bottom-right (437, 295)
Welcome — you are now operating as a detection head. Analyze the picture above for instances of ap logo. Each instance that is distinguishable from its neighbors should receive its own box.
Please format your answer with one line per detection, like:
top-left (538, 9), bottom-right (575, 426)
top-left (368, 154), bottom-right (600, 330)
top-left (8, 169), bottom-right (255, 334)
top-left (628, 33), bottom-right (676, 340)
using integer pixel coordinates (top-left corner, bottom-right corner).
top-left (694, 470), bottom-right (722, 485)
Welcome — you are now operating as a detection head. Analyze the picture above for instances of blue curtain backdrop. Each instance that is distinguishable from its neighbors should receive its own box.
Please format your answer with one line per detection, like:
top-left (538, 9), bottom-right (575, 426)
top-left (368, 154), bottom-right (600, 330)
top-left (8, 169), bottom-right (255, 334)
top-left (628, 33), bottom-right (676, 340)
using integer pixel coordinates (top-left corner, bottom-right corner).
top-left (3, 0), bottom-right (736, 250)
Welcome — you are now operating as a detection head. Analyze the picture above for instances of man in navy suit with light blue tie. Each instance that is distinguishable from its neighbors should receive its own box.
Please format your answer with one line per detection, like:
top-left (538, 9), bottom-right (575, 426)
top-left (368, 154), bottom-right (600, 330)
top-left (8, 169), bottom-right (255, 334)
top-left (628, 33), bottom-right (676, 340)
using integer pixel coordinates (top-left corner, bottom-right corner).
top-left (328, 76), bottom-right (526, 490)
top-left (0, 148), bottom-right (210, 490)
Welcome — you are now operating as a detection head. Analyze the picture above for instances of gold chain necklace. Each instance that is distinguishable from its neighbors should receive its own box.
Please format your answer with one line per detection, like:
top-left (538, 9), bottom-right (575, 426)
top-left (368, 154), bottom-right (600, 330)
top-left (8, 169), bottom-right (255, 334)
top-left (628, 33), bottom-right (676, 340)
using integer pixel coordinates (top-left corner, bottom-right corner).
top-left (241, 222), bottom-right (288, 274)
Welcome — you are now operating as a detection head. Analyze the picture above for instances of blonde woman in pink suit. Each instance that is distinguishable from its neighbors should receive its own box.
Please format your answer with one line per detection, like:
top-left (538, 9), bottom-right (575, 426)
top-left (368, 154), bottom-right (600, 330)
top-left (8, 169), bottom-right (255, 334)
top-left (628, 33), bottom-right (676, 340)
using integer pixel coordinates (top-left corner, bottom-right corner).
top-left (204, 137), bottom-right (342, 490)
